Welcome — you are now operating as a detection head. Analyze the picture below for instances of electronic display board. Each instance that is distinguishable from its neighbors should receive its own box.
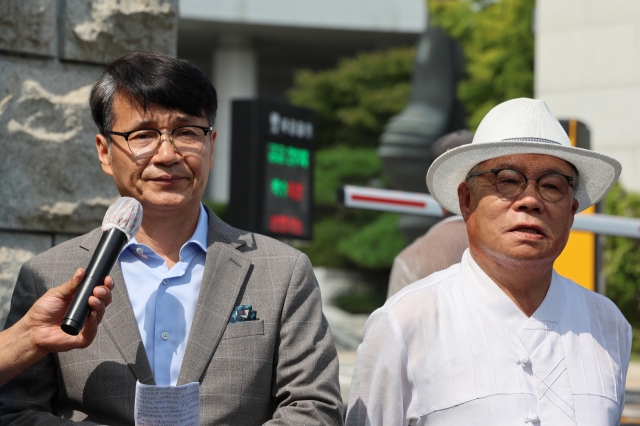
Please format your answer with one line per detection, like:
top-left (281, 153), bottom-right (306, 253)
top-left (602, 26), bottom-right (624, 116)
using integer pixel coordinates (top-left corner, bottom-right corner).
top-left (228, 99), bottom-right (315, 241)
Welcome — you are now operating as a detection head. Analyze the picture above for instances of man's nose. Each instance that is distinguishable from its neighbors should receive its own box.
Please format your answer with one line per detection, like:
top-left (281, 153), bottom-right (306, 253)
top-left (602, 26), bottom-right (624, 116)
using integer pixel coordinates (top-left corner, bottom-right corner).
top-left (515, 179), bottom-right (544, 210)
top-left (154, 134), bottom-right (180, 161)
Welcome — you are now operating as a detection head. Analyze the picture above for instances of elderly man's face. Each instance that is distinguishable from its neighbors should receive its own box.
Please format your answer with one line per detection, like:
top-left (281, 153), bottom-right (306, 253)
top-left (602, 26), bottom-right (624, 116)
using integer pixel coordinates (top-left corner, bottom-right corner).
top-left (458, 153), bottom-right (579, 269)
top-left (95, 91), bottom-right (215, 216)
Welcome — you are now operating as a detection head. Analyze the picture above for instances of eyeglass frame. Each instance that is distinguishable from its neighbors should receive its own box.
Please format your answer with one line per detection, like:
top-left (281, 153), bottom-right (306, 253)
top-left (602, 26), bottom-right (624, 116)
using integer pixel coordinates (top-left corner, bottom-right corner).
top-left (465, 167), bottom-right (575, 202)
top-left (105, 125), bottom-right (213, 157)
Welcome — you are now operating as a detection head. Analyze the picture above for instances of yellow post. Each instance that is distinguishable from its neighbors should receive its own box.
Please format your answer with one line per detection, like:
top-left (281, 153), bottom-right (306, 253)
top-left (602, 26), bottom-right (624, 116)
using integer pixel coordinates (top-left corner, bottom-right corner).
top-left (554, 205), bottom-right (596, 290)
top-left (553, 119), bottom-right (596, 290)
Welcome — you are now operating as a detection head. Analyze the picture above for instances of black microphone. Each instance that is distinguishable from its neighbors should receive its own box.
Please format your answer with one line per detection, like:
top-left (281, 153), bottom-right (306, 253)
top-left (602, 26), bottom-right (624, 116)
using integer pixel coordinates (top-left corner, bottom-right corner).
top-left (61, 197), bottom-right (143, 335)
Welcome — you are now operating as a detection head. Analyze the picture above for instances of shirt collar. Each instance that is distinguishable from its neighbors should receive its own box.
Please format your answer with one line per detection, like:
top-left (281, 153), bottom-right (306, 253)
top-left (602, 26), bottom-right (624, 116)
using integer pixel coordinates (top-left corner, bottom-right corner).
top-left (121, 203), bottom-right (209, 256)
top-left (462, 249), bottom-right (565, 333)
top-left (188, 203), bottom-right (209, 253)
top-left (439, 215), bottom-right (465, 226)
top-left (531, 270), bottom-right (564, 324)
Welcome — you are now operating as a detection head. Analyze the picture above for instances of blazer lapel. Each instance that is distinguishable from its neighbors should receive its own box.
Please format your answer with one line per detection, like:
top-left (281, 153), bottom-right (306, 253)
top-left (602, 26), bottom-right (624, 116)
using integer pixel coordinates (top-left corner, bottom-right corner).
top-left (79, 229), bottom-right (155, 385)
top-left (177, 210), bottom-right (251, 386)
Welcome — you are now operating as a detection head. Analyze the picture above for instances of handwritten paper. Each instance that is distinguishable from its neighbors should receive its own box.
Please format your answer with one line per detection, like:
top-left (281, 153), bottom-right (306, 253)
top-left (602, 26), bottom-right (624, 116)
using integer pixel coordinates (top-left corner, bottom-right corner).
top-left (134, 381), bottom-right (200, 426)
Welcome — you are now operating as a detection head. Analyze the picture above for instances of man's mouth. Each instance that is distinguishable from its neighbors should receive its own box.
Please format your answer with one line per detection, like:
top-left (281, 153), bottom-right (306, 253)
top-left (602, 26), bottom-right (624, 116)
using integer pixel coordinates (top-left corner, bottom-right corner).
top-left (510, 225), bottom-right (545, 236)
top-left (150, 175), bottom-right (184, 183)
top-left (516, 228), bottom-right (540, 234)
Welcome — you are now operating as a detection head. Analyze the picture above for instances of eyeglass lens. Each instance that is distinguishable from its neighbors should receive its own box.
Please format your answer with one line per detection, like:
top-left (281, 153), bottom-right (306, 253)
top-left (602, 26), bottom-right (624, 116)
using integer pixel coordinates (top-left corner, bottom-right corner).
top-left (493, 169), bottom-right (570, 202)
top-left (127, 126), bottom-right (207, 157)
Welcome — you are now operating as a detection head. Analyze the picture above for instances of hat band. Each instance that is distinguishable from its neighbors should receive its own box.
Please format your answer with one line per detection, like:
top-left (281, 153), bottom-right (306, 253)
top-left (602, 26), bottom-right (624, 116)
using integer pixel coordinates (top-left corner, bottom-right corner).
top-left (501, 137), bottom-right (562, 145)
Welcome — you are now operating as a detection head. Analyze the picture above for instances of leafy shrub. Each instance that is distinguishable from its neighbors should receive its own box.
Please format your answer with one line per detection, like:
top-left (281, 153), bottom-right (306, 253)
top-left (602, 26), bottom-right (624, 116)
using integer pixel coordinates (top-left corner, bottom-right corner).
top-left (296, 146), bottom-right (406, 270)
top-left (290, 52), bottom-right (414, 270)
top-left (604, 183), bottom-right (640, 327)
top-left (289, 48), bottom-right (414, 150)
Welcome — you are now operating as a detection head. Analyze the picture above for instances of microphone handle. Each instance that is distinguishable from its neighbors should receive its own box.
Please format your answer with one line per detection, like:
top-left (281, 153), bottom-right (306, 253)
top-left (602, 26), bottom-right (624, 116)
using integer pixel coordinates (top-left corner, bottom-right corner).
top-left (61, 228), bottom-right (128, 335)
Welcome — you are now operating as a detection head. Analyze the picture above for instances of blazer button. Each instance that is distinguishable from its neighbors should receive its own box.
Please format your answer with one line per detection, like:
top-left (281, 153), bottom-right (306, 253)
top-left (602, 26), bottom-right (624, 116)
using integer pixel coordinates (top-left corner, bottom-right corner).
top-left (161, 331), bottom-right (169, 340)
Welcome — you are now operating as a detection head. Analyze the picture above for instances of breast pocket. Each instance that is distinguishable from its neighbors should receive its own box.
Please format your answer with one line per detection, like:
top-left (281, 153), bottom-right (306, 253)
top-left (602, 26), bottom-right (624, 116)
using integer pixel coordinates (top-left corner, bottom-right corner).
top-left (204, 319), bottom-right (272, 416)
top-left (221, 319), bottom-right (264, 340)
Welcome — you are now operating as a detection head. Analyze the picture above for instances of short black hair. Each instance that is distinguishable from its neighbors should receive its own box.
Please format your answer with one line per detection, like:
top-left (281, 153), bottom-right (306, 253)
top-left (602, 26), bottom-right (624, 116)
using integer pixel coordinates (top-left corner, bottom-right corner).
top-left (90, 50), bottom-right (217, 136)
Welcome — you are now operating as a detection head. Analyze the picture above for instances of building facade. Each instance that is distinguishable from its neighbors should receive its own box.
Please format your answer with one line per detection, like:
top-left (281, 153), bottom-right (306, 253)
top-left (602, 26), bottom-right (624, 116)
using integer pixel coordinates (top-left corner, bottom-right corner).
top-left (535, 0), bottom-right (640, 191)
top-left (178, 0), bottom-right (427, 203)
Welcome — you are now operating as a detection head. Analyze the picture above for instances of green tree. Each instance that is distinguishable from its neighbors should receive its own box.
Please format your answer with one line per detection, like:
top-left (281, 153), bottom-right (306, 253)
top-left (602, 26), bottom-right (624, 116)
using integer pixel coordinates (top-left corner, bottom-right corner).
top-left (287, 0), bottom-right (536, 271)
top-left (288, 50), bottom-right (415, 270)
top-left (289, 48), bottom-right (415, 150)
top-left (430, 0), bottom-right (535, 130)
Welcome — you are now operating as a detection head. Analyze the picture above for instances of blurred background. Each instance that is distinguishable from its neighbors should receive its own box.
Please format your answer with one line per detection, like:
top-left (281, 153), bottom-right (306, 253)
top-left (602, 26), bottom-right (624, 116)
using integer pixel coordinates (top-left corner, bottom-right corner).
top-left (3, 0), bottom-right (640, 419)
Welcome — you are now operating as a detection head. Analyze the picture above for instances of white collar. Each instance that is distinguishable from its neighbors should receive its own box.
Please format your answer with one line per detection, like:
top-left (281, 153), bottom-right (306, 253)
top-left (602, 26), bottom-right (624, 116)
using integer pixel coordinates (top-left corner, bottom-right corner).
top-left (462, 250), bottom-right (565, 336)
top-left (122, 203), bottom-right (209, 256)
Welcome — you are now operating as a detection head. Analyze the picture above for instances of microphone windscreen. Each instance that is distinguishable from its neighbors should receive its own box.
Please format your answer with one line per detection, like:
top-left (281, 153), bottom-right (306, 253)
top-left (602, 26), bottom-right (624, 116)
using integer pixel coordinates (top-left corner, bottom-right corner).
top-left (101, 197), bottom-right (143, 240)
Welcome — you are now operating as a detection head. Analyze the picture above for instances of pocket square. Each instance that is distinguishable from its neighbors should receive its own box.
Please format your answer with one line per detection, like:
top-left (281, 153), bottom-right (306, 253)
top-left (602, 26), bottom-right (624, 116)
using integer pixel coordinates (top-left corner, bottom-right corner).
top-left (228, 304), bottom-right (257, 324)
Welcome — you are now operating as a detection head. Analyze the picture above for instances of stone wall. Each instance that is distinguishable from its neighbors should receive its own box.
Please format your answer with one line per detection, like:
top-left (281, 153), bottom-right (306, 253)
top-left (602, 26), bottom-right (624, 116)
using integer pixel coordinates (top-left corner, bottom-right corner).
top-left (0, 0), bottom-right (179, 326)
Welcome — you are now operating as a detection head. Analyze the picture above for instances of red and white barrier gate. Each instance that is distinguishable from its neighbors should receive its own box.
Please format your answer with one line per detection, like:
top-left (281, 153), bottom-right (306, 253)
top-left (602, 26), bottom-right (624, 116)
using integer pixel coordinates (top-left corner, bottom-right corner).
top-left (338, 185), bottom-right (640, 239)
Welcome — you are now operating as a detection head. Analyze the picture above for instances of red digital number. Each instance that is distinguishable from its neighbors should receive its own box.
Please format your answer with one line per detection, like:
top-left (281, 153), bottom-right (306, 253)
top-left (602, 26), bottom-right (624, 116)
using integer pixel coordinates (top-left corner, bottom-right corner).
top-left (269, 215), bottom-right (303, 236)
top-left (287, 182), bottom-right (304, 202)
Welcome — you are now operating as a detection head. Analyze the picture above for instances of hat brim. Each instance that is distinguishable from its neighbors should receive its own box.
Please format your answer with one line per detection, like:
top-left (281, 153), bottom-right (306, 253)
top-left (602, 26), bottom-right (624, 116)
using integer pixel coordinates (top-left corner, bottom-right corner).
top-left (426, 141), bottom-right (621, 215)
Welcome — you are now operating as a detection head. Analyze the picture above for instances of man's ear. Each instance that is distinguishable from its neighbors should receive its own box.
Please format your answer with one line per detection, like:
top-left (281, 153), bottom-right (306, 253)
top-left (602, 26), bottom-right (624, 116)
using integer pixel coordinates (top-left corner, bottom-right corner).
top-left (458, 181), bottom-right (473, 221)
top-left (96, 134), bottom-right (114, 177)
top-left (208, 130), bottom-right (216, 171)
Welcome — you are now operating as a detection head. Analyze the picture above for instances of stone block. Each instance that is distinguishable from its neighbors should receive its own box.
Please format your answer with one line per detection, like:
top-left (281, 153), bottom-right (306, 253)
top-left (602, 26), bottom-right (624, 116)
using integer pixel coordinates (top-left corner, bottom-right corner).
top-left (62, 0), bottom-right (179, 64)
top-left (0, 232), bottom-right (52, 327)
top-left (0, 55), bottom-right (119, 233)
top-left (0, 0), bottom-right (58, 58)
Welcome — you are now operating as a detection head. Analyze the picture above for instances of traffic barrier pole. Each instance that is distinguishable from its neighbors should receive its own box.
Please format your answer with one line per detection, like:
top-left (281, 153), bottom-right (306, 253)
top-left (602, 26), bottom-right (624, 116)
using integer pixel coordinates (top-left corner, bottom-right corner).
top-left (338, 185), bottom-right (640, 239)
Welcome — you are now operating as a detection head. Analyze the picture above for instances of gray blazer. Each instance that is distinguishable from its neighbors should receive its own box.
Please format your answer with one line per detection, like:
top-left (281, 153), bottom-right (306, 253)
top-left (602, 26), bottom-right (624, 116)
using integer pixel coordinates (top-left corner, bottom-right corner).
top-left (0, 207), bottom-right (343, 425)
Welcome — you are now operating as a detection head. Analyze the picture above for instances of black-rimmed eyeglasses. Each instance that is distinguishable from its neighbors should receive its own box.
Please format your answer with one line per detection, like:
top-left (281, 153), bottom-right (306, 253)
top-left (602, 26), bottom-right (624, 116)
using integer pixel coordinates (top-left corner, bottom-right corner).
top-left (105, 125), bottom-right (213, 158)
top-left (466, 168), bottom-right (574, 202)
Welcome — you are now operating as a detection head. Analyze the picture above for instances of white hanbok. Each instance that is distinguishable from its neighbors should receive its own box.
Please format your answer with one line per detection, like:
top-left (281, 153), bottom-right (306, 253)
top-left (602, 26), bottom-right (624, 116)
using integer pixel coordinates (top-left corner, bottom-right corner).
top-left (346, 250), bottom-right (632, 426)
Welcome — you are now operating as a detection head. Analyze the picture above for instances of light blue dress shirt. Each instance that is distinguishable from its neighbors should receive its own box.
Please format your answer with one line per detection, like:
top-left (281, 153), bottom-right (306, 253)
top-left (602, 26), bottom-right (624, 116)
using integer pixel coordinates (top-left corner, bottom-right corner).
top-left (119, 204), bottom-right (208, 386)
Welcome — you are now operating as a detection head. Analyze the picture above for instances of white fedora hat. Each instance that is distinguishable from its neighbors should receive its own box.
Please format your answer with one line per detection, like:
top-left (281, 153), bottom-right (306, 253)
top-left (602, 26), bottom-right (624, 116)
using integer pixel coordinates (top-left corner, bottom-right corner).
top-left (426, 98), bottom-right (621, 215)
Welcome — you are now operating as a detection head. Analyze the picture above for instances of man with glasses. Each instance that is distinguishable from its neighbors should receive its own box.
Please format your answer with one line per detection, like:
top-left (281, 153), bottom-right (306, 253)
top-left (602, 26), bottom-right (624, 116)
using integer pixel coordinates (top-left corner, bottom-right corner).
top-left (0, 51), bottom-right (343, 425)
top-left (346, 98), bottom-right (631, 425)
